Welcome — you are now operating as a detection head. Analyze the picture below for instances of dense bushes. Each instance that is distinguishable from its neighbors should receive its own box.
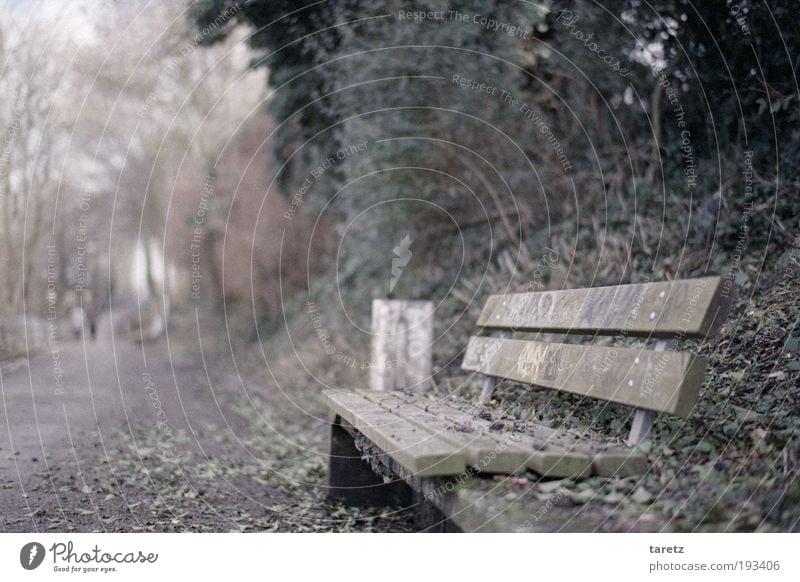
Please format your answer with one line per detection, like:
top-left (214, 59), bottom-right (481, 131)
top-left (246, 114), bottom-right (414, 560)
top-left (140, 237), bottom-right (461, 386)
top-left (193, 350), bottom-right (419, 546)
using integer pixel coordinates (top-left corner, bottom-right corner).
top-left (190, 0), bottom-right (798, 324)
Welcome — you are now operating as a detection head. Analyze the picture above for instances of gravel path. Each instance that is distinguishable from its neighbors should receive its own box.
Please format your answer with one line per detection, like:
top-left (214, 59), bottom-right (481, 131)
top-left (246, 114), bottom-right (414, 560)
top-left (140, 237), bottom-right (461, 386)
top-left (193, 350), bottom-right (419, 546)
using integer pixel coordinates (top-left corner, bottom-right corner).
top-left (0, 322), bottom-right (413, 532)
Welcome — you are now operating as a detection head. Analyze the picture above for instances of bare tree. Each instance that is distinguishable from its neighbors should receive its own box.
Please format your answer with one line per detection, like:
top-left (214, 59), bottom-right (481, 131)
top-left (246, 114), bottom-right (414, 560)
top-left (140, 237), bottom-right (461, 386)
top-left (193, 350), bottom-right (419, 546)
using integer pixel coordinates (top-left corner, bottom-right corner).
top-left (0, 10), bottom-right (74, 317)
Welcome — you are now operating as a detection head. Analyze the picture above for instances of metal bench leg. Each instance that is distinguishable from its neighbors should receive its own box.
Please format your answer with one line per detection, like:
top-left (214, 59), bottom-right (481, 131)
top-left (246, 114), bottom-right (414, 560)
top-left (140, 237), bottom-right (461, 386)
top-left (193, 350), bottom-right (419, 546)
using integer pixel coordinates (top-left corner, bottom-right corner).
top-left (627, 409), bottom-right (657, 446)
top-left (626, 339), bottom-right (674, 446)
top-left (326, 416), bottom-right (413, 507)
top-left (478, 330), bottom-right (512, 404)
top-left (479, 377), bottom-right (498, 404)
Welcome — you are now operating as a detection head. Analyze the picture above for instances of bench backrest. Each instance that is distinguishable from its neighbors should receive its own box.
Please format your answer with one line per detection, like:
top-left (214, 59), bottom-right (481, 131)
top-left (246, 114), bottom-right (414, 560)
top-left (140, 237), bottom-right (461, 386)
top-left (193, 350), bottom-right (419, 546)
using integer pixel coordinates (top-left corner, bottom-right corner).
top-left (462, 276), bottom-right (733, 418)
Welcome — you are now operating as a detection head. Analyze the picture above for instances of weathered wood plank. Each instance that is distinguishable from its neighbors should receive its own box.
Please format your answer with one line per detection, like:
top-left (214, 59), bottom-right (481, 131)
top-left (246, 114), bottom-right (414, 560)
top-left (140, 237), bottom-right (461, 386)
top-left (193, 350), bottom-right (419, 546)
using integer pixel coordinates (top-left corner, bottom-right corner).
top-left (371, 299), bottom-right (433, 391)
top-left (462, 336), bottom-right (706, 416)
top-left (408, 396), bottom-right (646, 477)
top-left (422, 397), bottom-right (646, 477)
top-left (324, 390), bottom-right (465, 476)
top-left (379, 393), bottom-right (595, 478)
top-left (477, 276), bottom-right (732, 338)
top-left (355, 390), bottom-right (648, 477)
top-left (362, 392), bottom-right (532, 475)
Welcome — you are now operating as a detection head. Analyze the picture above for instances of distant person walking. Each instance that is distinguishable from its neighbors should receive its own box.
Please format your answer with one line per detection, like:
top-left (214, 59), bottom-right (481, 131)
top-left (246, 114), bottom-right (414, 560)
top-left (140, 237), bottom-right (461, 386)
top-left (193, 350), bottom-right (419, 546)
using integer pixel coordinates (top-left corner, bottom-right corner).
top-left (67, 306), bottom-right (85, 340)
top-left (85, 304), bottom-right (99, 341)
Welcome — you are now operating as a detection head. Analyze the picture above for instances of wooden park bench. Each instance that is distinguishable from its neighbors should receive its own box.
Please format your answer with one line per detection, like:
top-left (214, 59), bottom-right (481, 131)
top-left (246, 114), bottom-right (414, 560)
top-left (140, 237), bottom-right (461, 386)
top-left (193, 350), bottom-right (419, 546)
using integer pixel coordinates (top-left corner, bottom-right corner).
top-left (324, 276), bottom-right (733, 531)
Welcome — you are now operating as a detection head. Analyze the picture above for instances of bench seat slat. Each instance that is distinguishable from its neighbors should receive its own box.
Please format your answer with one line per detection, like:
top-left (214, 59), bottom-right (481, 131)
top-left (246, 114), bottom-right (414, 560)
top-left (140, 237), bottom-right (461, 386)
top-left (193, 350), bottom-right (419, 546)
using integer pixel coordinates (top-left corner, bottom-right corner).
top-left (324, 390), bottom-right (466, 477)
top-left (477, 276), bottom-right (730, 338)
top-left (366, 391), bottom-right (604, 477)
top-left (462, 337), bottom-right (706, 417)
top-left (381, 392), bottom-right (647, 478)
top-left (398, 397), bottom-right (592, 478)
top-left (362, 392), bottom-right (532, 475)
top-left (435, 410), bottom-right (647, 478)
